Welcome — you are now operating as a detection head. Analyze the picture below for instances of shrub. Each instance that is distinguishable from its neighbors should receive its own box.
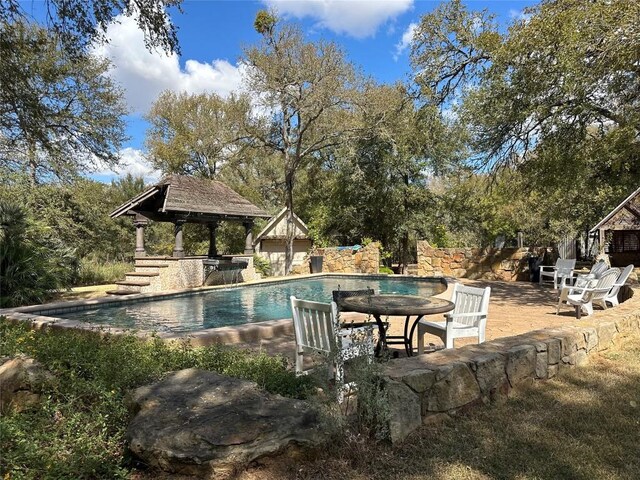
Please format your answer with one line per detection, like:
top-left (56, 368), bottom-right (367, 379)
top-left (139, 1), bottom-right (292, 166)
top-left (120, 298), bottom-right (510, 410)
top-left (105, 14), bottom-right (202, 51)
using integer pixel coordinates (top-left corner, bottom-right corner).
top-left (0, 200), bottom-right (77, 307)
top-left (75, 258), bottom-right (133, 286)
top-left (379, 266), bottom-right (393, 274)
top-left (0, 319), bottom-right (313, 478)
top-left (253, 253), bottom-right (272, 277)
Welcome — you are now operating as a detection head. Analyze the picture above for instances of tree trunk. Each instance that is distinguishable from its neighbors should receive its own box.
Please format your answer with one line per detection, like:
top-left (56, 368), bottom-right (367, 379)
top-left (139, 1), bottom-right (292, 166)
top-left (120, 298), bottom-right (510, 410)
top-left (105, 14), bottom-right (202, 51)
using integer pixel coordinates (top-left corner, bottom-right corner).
top-left (284, 168), bottom-right (295, 275)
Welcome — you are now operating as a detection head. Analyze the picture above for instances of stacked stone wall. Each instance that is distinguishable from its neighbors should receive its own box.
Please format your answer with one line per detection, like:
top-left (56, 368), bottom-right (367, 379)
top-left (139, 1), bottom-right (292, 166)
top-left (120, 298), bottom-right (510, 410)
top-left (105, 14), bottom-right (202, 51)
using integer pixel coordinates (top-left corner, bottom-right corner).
top-left (417, 241), bottom-right (546, 281)
top-left (382, 292), bottom-right (640, 443)
top-left (292, 243), bottom-right (380, 275)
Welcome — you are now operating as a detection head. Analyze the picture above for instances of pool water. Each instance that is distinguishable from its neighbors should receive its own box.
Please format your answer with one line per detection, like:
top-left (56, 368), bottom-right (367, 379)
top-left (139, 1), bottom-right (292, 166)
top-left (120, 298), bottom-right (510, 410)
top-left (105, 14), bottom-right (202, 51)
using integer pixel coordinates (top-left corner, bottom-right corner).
top-left (58, 276), bottom-right (445, 333)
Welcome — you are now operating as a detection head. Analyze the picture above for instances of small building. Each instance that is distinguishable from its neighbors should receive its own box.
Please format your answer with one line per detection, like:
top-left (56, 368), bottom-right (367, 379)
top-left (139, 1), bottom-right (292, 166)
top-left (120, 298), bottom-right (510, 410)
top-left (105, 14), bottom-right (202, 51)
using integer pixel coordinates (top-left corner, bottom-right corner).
top-left (590, 186), bottom-right (640, 267)
top-left (253, 208), bottom-right (312, 276)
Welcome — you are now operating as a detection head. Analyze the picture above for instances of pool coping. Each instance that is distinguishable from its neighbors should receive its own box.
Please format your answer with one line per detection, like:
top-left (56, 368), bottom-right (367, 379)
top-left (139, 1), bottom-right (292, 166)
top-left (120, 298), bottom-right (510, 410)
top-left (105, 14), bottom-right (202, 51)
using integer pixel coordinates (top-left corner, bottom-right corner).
top-left (0, 273), bottom-right (451, 347)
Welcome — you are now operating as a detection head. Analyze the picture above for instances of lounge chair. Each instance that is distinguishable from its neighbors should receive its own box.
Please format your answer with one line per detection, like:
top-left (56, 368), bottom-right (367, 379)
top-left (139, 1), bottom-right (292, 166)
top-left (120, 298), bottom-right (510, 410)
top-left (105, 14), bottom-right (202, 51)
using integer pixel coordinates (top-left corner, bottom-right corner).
top-left (290, 296), bottom-right (374, 402)
top-left (563, 268), bottom-right (620, 318)
top-left (595, 264), bottom-right (634, 308)
top-left (416, 283), bottom-right (491, 352)
top-left (539, 258), bottom-right (576, 289)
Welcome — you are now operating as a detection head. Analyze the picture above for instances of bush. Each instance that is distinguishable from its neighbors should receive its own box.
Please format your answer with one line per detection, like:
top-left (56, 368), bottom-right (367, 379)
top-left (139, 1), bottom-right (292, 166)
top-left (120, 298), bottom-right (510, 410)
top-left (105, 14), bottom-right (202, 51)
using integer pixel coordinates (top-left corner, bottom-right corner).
top-left (0, 320), bottom-right (313, 478)
top-left (76, 258), bottom-right (133, 286)
top-left (253, 253), bottom-right (272, 277)
top-left (378, 266), bottom-right (393, 274)
top-left (0, 200), bottom-right (77, 307)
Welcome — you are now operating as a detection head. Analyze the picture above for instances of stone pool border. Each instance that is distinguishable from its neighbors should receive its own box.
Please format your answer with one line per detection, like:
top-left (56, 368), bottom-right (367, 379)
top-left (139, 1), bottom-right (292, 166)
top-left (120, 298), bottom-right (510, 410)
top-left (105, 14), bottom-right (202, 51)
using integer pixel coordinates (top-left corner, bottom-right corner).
top-left (383, 288), bottom-right (640, 443)
top-left (0, 273), bottom-right (450, 347)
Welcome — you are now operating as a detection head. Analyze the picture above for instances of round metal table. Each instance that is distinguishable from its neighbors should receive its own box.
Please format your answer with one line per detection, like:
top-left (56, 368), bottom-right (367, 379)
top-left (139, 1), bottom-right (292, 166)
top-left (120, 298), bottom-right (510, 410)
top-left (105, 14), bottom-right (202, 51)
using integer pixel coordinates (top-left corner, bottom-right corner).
top-left (337, 294), bottom-right (454, 357)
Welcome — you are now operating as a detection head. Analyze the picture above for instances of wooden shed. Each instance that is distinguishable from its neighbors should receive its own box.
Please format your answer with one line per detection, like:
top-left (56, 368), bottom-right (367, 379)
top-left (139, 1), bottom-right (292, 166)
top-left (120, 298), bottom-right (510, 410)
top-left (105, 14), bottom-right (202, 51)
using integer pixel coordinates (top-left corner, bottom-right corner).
top-left (590, 186), bottom-right (640, 267)
top-left (253, 208), bottom-right (312, 276)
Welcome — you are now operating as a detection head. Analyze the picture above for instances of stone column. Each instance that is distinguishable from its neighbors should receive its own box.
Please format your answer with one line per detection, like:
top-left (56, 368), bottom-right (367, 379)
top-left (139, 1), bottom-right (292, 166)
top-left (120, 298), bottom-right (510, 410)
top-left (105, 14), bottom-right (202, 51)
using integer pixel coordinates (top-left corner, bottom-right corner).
top-left (208, 222), bottom-right (218, 258)
top-left (134, 216), bottom-right (148, 257)
top-left (243, 221), bottom-right (254, 255)
top-left (173, 220), bottom-right (186, 258)
top-left (517, 231), bottom-right (524, 248)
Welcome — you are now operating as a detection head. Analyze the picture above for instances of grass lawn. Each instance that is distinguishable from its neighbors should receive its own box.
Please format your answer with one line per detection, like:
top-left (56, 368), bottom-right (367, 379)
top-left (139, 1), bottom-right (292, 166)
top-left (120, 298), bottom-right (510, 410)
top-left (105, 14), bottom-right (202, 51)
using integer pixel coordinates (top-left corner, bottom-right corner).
top-left (241, 331), bottom-right (640, 480)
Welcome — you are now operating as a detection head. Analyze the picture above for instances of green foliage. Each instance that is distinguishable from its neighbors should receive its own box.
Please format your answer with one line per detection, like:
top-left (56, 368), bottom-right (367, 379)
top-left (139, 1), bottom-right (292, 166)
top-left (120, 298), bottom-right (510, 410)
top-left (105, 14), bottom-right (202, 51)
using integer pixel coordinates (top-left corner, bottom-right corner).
top-left (0, 319), bottom-right (313, 478)
top-left (76, 259), bottom-right (133, 286)
top-left (378, 266), bottom-right (393, 275)
top-left (0, 21), bottom-right (127, 183)
top-left (0, 200), bottom-right (76, 307)
top-left (253, 253), bottom-right (272, 277)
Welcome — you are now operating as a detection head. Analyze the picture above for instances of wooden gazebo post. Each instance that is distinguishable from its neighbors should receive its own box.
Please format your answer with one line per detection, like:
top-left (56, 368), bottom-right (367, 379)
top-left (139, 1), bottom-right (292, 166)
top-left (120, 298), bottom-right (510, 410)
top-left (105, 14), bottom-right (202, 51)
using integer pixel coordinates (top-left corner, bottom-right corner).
top-left (173, 219), bottom-right (186, 258)
top-left (134, 214), bottom-right (148, 257)
top-left (208, 222), bottom-right (218, 258)
top-left (243, 221), bottom-right (254, 254)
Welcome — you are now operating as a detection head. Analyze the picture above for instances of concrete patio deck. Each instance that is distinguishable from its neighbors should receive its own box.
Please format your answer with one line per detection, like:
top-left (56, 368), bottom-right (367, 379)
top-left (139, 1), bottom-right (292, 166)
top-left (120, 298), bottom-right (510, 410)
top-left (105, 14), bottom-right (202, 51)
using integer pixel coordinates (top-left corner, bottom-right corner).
top-left (237, 279), bottom-right (637, 361)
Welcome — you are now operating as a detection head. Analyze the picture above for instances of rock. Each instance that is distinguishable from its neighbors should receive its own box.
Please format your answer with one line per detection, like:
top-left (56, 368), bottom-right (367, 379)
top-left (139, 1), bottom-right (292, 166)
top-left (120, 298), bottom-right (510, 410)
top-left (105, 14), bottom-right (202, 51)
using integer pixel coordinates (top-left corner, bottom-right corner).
top-left (386, 379), bottom-right (422, 444)
top-left (426, 363), bottom-right (481, 413)
top-left (473, 352), bottom-right (507, 398)
top-left (0, 356), bottom-right (54, 413)
top-left (505, 344), bottom-right (536, 386)
top-left (126, 369), bottom-right (324, 475)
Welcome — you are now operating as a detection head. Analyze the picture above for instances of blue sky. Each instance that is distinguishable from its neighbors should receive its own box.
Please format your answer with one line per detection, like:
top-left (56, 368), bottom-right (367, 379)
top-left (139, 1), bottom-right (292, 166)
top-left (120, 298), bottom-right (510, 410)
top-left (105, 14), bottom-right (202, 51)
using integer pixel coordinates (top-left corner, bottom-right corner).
top-left (85, 0), bottom-right (534, 182)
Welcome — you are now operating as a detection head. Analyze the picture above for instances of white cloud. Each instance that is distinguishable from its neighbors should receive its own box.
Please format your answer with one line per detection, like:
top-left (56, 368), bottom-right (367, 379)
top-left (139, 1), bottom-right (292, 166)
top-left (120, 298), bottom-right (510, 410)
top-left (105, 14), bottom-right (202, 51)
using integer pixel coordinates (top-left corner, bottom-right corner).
top-left (92, 15), bottom-right (243, 114)
top-left (263, 0), bottom-right (413, 38)
top-left (509, 9), bottom-right (531, 23)
top-left (97, 147), bottom-right (161, 183)
top-left (394, 22), bottom-right (417, 60)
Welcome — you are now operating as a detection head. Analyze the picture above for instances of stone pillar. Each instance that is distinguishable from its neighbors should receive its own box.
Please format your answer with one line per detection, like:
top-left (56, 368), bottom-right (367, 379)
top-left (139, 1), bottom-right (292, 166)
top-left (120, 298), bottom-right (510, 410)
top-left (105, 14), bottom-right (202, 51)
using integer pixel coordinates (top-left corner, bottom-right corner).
top-left (208, 222), bottom-right (218, 258)
top-left (134, 216), bottom-right (148, 257)
top-left (243, 221), bottom-right (254, 255)
top-left (173, 220), bottom-right (186, 258)
top-left (517, 231), bottom-right (524, 248)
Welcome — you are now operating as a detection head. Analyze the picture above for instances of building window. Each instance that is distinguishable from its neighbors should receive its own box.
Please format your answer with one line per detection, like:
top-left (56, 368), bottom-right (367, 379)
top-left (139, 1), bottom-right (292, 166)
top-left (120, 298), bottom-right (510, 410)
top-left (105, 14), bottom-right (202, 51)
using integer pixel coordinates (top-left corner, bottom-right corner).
top-left (612, 231), bottom-right (640, 253)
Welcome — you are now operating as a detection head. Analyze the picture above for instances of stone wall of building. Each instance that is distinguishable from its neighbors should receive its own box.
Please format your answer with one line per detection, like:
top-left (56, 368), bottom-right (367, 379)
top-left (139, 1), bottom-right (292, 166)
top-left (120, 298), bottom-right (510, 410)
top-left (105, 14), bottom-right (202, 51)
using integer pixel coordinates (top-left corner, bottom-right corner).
top-left (381, 293), bottom-right (640, 443)
top-left (292, 242), bottom-right (380, 275)
top-left (417, 241), bottom-right (546, 281)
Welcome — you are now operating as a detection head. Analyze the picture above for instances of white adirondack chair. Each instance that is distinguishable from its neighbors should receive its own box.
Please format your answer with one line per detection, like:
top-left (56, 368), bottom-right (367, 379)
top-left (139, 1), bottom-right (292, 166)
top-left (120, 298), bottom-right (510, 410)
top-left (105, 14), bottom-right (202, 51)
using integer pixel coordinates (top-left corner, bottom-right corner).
top-left (416, 284), bottom-right (491, 352)
top-left (595, 264), bottom-right (634, 308)
top-left (556, 260), bottom-right (609, 313)
top-left (578, 260), bottom-right (609, 281)
top-left (565, 268), bottom-right (620, 319)
top-left (290, 296), bottom-right (374, 402)
top-left (539, 258), bottom-right (576, 289)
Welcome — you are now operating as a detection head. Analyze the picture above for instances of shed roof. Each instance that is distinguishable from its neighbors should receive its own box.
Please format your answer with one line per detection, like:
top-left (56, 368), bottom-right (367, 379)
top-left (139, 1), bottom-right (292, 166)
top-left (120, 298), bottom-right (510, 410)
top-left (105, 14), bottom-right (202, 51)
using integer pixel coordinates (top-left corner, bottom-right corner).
top-left (590, 186), bottom-right (640, 233)
top-left (110, 175), bottom-right (270, 223)
top-left (253, 207), bottom-right (309, 246)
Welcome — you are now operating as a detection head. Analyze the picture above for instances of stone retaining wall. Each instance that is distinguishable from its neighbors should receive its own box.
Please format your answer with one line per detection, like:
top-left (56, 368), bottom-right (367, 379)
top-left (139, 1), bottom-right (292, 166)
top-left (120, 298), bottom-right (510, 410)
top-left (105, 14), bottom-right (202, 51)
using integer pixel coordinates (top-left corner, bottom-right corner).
top-left (382, 292), bottom-right (640, 443)
top-left (417, 241), bottom-right (546, 281)
top-left (292, 242), bottom-right (380, 275)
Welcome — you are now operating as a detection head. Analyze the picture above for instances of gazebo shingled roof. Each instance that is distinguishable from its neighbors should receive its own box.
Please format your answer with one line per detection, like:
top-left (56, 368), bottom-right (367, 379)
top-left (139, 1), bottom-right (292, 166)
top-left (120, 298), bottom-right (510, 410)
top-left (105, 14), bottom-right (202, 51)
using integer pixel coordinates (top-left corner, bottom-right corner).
top-left (110, 175), bottom-right (270, 223)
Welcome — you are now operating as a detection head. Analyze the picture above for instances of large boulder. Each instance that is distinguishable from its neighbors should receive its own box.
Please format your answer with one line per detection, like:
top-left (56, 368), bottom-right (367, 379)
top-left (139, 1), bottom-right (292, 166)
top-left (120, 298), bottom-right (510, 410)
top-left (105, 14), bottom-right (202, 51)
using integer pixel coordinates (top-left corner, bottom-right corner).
top-left (0, 356), bottom-right (54, 413)
top-left (126, 368), bottom-right (324, 476)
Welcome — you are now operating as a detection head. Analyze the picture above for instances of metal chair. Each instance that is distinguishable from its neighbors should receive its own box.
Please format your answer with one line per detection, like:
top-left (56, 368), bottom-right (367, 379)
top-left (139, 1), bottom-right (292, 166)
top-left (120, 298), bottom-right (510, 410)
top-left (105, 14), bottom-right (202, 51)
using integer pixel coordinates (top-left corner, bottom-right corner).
top-left (416, 283), bottom-right (491, 352)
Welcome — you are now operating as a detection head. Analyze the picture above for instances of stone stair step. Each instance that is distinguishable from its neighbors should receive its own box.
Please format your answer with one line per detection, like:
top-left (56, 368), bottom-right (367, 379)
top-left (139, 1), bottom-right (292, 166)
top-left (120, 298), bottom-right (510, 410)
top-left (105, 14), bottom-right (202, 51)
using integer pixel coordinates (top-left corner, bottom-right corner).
top-left (116, 280), bottom-right (151, 287)
top-left (106, 290), bottom-right (140, 296)
top-left (134, 263), bottom-right (170, 268)
top-left (126, 272), bottom-right (160, 277)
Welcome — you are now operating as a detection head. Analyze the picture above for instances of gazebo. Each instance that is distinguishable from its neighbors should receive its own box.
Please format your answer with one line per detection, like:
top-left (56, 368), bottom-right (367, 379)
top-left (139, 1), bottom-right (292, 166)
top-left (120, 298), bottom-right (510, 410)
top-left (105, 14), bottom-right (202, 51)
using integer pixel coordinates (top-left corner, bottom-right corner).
top-left (590, 186), bottom-right (640, 267)
top-left (110, 175), bottom-right (271, 258)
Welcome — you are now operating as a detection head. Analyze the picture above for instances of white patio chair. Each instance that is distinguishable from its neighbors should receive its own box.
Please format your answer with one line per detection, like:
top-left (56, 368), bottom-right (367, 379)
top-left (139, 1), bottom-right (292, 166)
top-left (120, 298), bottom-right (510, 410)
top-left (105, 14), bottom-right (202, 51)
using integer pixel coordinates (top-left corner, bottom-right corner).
top-left (539, 258), bottom-right (576, 289)
top-left (556, 260), bottom-right (609, 313)
top-left (416, 283), bottom-right (491, 352)
top-left (290, 296), bottom-right (374, 402)
top-left (564, 268), bottom-right (620, 319)
top-left (596, 264), bottom-right (634, 308)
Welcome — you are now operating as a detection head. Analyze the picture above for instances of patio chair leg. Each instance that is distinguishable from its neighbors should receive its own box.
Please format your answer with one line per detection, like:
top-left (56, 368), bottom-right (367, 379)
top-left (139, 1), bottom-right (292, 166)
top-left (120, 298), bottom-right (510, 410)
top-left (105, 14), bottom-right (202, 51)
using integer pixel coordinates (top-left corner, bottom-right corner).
top-left (575, 305), bottom-right (581, 319)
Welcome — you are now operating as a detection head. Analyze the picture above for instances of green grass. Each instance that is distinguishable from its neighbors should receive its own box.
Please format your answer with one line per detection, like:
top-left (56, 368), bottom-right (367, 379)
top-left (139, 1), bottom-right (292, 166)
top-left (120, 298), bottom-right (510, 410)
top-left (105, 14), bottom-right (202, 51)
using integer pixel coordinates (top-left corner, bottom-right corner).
top-left (241, 332), bottom-right (640, 480)
top-left (0, 320), bottom-right (312, 479)
top-left (75, 259), bottom-right (133, 286)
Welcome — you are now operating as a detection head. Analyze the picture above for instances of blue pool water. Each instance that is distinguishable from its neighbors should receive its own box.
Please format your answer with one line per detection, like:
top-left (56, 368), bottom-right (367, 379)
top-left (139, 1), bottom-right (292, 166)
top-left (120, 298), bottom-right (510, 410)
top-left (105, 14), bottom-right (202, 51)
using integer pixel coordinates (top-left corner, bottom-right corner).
top-left (58, 275), bottom-right (445, 333)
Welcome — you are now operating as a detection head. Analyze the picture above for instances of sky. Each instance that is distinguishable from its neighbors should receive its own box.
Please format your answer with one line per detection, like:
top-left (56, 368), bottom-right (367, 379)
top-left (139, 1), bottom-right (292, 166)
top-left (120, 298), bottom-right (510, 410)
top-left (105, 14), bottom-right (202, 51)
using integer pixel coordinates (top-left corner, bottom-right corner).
top-left (80, 0), bottom-right (534, 183)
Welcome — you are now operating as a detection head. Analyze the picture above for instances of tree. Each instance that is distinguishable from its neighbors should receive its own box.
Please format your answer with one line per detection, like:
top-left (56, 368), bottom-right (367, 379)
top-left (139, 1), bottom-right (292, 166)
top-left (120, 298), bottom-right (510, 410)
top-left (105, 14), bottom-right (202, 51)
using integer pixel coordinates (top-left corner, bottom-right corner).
top-left (0, 0), bottom-right (182, 55)
top-left (145, 91), bottom-right (253, 178)
top-left (244, 11), bottom-right (362, 273)
top-left (0, 21), bottom-right (127, 183)
top-left (411, 0), bottom-right (640, 237)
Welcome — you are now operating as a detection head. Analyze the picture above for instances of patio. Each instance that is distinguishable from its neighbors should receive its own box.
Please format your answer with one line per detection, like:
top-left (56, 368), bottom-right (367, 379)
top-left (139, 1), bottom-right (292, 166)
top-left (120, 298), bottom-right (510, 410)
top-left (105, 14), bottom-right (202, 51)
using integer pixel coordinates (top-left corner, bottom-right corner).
top-left (238, 278), bottom-right (638, 359)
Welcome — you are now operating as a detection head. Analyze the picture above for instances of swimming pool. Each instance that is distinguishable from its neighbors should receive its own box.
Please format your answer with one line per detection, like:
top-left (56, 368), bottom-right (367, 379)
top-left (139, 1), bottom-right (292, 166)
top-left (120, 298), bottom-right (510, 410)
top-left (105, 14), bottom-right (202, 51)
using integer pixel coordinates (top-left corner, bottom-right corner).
top-left (56, 275), bottom-right (446, 333)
